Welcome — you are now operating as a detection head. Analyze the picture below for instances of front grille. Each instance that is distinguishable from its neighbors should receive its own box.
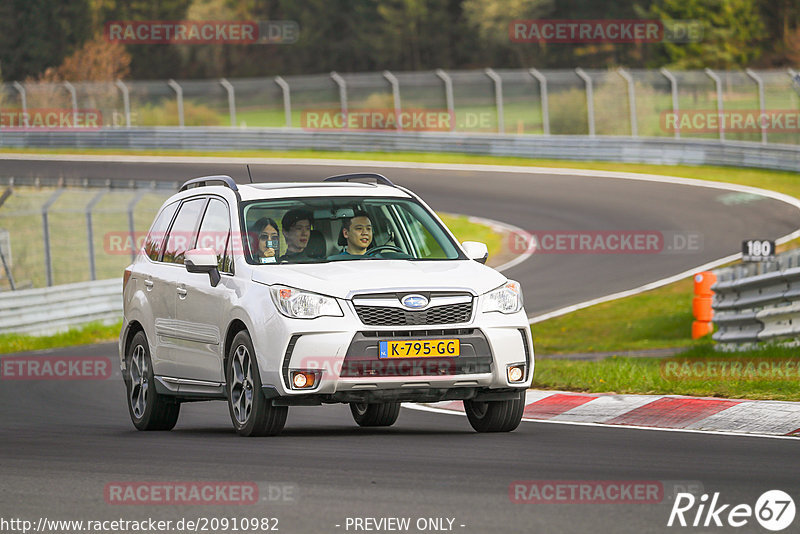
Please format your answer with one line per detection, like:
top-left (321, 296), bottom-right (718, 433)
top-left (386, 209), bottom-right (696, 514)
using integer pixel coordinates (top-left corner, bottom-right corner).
top-left (355, 302), bottom-right (472, 326)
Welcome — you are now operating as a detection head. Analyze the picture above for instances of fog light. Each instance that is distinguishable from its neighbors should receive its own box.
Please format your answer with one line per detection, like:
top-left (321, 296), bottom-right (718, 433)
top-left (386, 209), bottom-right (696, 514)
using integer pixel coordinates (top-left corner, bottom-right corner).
top-left (507, 365), bottom-right (524, 383)
top-left (291, 371), bottom-right (317, 389)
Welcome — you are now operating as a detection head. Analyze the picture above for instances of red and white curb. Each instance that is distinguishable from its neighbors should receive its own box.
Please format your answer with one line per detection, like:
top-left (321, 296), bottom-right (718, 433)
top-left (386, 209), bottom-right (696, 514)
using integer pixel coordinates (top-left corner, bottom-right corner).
top-left (416, 390), bottom-right (800, 438)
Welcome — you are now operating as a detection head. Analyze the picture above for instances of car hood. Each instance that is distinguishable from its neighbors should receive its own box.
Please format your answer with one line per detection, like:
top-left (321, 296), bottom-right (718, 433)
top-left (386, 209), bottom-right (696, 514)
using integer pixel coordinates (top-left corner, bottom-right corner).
top-left (250, 259), bottom-right (507, 299)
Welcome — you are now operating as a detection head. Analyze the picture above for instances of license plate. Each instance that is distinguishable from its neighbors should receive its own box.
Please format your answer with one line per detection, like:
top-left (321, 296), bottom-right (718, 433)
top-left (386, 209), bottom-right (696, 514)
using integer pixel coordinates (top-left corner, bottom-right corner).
top-left (379, 339), bottom-right (460, 358)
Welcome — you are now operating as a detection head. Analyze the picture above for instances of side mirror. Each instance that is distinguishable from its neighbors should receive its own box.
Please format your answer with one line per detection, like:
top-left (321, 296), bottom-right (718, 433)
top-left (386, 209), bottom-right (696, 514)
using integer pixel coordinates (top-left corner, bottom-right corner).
top-left (185, 248), bottom-right (221, 287)
top-left (462, 241), bottom-right (488, 264)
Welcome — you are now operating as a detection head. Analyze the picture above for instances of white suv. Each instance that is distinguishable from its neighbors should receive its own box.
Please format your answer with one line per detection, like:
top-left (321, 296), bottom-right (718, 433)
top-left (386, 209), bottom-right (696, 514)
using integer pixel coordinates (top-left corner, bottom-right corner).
top-left (120, 173), bottom-right (533, 436)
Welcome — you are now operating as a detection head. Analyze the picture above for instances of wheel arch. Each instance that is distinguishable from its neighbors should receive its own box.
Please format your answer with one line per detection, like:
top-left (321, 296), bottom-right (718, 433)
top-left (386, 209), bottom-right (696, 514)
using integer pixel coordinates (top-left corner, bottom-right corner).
top-left (223, 319), bottom-right (250, 376)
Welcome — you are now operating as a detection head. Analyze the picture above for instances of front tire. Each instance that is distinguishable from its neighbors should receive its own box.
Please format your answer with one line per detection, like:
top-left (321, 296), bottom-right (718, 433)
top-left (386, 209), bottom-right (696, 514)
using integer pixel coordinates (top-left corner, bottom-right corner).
top-left (226, 330), bottom-right (288, 437)
top-left (125, 330), bottom-right (180, 431)
top-left (350, 402), bottom-right (401, 427)
top-left (464, 390), bottom-right (526, 432)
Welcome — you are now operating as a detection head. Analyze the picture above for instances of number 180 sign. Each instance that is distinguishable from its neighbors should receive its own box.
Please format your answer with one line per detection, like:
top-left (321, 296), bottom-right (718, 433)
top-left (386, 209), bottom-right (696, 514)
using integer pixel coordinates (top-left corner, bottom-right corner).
top-left (742, 239), bottom-right (775, 262)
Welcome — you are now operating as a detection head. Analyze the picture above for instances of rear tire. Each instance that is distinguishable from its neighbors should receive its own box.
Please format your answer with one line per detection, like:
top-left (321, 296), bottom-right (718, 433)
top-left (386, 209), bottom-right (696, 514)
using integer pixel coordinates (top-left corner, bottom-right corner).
top-left (350, 402), bottom-right (401, 427)
top-left (125, 330), bottom-right (180, 431)
top-left (226, 330), bottom-right (288, 437)
top-left (464, 390), bottom-right (526, 433)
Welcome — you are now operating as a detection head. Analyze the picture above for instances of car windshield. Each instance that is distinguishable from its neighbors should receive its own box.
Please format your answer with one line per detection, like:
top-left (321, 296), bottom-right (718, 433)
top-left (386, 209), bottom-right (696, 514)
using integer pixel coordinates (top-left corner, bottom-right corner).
top-left (241, 196), bottom-right (463, 264)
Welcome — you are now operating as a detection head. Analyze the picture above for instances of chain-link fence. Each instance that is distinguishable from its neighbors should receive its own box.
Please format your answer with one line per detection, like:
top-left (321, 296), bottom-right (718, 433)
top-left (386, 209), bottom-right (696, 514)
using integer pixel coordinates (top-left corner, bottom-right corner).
top-left (0, 179), bottom-right (176, 290)
top-left (2, 68), bottom-right (798, 143)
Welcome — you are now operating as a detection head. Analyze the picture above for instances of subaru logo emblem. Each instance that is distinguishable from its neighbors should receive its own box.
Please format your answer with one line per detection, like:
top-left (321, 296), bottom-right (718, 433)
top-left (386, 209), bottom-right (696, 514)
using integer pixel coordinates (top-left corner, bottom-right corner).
top-left (401, 294), bottom-right (428, 309)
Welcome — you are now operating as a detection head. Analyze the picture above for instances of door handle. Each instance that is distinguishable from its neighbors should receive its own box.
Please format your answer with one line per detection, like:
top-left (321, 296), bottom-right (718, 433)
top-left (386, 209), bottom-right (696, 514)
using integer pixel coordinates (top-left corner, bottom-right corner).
top-left (144, 279), bottom-right (154, 289)
top-left (177, 287), bottom-right (188, 297)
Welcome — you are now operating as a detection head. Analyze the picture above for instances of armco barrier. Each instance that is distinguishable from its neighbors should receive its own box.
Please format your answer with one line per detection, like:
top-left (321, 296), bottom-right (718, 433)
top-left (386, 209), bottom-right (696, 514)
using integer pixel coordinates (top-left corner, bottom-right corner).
top-left (712, 249), bottom-right (800, 349)
top-left (1, 128), bottom-right (800, 173)
top-left (0, 278), bottom-right (122, 336)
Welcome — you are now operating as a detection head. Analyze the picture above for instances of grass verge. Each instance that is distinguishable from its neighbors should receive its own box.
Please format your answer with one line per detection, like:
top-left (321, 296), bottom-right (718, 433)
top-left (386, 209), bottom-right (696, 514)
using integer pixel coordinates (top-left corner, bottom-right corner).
top-left (532, 278), bottom-right (696, 354)
top-left (0, 321), bottom-right (122, 354)
top-left (533, 343), bottom-right (800, 401)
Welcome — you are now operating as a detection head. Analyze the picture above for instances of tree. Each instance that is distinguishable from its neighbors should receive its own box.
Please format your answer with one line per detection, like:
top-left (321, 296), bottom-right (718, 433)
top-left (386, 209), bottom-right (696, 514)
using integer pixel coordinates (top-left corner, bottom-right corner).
top-left (0, 0), bottom-right (93, 81)
top-left (97, 0), bottom-right (192, 78)
top-left (649, 0), bottom-right (767, 68)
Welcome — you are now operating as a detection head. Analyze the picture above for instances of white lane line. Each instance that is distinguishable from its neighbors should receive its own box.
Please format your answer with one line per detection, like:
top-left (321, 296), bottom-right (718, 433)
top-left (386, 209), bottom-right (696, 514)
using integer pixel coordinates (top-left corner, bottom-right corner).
top-left (6, 153), bottom-right (800, 323)
top-left (460, 214), bottom-right (535, 273)
top-left (404, 402), bottom-right (800, 441)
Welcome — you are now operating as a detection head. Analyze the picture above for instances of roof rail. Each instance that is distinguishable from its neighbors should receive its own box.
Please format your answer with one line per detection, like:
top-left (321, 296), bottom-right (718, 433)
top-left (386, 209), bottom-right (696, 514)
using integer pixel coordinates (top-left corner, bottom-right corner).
top-left (179, 175), bottom-right (239, 192)
top-left (323, 173), bottom-right (396, 187)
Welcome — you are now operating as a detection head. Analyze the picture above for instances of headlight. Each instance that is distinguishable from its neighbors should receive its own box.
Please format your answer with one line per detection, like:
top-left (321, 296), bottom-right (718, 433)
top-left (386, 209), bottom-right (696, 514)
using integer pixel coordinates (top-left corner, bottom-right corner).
top-left (269, 285), bottom-right (343, 319)
top-left (482, 280), bottom-right (524, 314)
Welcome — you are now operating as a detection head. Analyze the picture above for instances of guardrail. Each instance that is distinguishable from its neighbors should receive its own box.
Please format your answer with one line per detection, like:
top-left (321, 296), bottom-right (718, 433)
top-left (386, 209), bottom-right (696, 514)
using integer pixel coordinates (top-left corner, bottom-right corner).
top-left (2, 128), bottom-right (800, 172)
top-left (712, 249), bottom-right (800, 349)
top-left (0, 278), bottom-right (122, 336)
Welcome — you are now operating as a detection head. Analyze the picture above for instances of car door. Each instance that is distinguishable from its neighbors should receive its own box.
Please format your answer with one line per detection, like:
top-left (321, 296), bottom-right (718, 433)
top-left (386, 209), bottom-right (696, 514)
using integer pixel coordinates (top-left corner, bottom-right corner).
top-left (173, 197), bottom-right (233, 382)
top-left (137, 200), bottom-right (179, 377)
top-left (157, 197), bottom-right (208, 378)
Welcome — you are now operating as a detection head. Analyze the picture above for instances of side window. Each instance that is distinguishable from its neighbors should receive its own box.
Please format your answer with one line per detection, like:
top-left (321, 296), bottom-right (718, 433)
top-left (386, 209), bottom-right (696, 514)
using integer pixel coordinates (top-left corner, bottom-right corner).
top-left (163, 198), bottom-right (206, 265)
top-left (144, 201), bottom-right (179, 261)
top-left (196, 198), bottom-right (233, 274)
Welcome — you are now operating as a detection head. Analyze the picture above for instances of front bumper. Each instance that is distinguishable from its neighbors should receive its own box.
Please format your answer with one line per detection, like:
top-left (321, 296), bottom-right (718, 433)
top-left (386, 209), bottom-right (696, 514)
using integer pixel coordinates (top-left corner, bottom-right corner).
top-left (253, 307), bottom-right (534, 400)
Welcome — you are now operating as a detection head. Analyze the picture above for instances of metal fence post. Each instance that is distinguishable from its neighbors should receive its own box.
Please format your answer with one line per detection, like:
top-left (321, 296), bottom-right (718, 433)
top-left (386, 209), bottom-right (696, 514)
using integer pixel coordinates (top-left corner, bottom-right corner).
top-left (274, 76), bottom-right (292, 127)
top-left (435, 69), bottom-right (455, 132)
top-left (42, 189), bottom-right (64, 287)
top-left (529, 69), bottom-right (549, 135)
top-left (220, 78), bottom-right (237, 127)
top-left (127, 190), bottom-right (148, 263)
top-left (485, 68), bottom-right (504, 134)
top-left (660, 67), bottom-right (680, 139)
top-left (331, 71), bottom-right (347, 129)
top-left (63, 81), bottom-right (78, 126)
top-left (383, 70), bottom-right (402, 131)
top-left (12, 82), bottom-right (27, 126)
top-left (115, 80), bottom-right (131, 127)
top-left (575, 68), bottom-right (595, 137)
top-left (86, 190), bottom-right (107, 281)
top-left (787, 69), bottom-right (799, 104)
top-left (167, 79), bottom-right (184, 127)
top-left (705, 68), bottom-right (724, 142)
top-left (617, 68), bottom-right (638, 137)
top-left (745, 68), bottom-right (767, 144)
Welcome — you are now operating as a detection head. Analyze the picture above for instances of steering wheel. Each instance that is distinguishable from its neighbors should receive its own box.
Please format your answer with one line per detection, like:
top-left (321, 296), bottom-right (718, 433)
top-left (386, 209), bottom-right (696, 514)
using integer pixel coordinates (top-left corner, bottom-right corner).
top-left (366, 245), bottom-right (405, 256)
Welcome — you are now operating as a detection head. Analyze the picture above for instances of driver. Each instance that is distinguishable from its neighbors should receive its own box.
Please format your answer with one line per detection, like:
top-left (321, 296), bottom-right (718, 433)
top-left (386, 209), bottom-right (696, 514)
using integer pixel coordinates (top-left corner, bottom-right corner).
top-left (331, 210), bottom-right (373, 258)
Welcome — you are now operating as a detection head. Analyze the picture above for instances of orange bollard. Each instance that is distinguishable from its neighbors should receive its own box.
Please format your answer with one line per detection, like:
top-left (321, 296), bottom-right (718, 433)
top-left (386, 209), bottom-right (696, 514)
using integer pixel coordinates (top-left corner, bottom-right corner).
top-left (692, 271), bottom-right (716, 339)
top-left (692, 320), bottom-right (713, 339)
top-left (694, 271), bottom-right (716, 297)
top-left (692, 296), bottom-right (713, 322)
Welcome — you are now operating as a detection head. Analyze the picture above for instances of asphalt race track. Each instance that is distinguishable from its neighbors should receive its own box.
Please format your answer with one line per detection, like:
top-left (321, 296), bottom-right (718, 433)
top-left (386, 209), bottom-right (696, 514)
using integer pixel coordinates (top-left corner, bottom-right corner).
top-left (1, 157), bottom-right (799, 534)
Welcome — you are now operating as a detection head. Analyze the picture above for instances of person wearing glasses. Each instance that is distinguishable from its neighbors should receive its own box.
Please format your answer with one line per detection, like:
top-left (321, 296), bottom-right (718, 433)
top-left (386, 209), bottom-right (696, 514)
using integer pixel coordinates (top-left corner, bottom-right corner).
top-left (279, 209), bottom-right (314, 263)
top-left (252, 217), bottom-right (280, 264)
